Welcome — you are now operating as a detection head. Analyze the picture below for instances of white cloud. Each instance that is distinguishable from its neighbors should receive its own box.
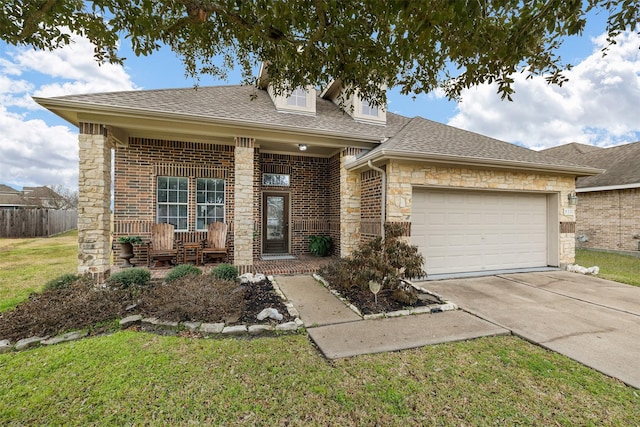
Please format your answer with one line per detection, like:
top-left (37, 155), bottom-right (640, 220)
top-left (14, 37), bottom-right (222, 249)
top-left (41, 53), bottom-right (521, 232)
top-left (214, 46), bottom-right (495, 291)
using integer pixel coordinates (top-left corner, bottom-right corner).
top-left (448, 31), bottom-right (640, 150)
top-left (0, 33), bottom-right (138, 189)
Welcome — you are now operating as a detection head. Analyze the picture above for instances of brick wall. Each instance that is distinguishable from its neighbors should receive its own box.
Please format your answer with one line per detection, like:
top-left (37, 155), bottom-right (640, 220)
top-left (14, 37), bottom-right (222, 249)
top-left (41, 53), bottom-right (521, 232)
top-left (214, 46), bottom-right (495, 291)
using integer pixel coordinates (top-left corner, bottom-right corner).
top-left (259, 152), bottom-right (332, 255)
top-left (113, 138), bottom-right (235, 263)
top-left (328, 153), bottom-right (341, 254)
top-left (360, 168), bottom-right (383, 241)
top-left (576, 188), bottom-right (640, 252)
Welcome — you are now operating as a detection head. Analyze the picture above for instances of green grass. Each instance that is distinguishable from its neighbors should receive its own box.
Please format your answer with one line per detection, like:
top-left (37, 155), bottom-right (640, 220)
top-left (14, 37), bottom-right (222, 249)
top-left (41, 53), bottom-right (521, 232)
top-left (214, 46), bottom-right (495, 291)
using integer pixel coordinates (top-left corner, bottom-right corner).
top-left (0, 333), bottom-right (637, 425)
top-left (576, 248), bottom-right (640, 287)
top-left (0, 230), bottom-right (77, 311)
top-left (1, 236), bottom-right (639, 424)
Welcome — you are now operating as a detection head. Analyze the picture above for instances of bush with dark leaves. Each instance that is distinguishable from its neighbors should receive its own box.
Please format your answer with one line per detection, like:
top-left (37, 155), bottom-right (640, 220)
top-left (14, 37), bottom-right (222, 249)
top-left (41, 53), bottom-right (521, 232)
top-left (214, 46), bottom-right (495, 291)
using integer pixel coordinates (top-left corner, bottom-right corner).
top-left (320, 222), bottom-right (425, 305)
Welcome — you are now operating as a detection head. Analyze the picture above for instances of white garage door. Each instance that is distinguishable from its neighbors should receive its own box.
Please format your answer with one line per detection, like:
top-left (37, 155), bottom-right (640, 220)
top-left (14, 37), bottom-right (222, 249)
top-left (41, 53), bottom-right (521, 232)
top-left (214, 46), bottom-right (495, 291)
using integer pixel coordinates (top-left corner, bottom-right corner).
top-left (411, 189), bottom-right (548, 275)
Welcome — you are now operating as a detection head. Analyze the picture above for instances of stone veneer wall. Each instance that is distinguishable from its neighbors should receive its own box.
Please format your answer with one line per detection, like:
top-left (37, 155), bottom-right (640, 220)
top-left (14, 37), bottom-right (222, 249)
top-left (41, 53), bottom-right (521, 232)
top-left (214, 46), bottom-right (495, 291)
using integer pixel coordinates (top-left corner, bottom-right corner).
top-left (78, 123), bottom-right (113, 280)
top-left (384, 161), bottom-right (577, 265)
top-left (259, 153), bottom-right (332, 255)
top-left (328, 153), bottom-right (342, 255)
top-left (234, 138), bottom-right (255, 271)
top-left (339, 148), bottom-right (363, 257)
top-left (576, 188), bottom-right (640, 252)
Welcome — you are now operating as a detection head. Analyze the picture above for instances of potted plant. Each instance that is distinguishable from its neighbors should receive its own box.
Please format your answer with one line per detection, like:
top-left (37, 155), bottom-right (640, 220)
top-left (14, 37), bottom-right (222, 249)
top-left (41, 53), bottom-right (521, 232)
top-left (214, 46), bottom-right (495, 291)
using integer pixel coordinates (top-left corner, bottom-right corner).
top-left (117, 236), bottom-right (143, 267)
top-left (308, 235), bottom-right (332, 257)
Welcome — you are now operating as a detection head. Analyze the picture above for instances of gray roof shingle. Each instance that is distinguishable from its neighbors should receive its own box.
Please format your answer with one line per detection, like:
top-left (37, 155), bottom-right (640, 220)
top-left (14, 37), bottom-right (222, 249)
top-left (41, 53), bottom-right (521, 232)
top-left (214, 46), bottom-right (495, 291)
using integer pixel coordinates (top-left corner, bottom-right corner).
top-left (47, 85), bottom-right (410, 140)
top-left (364, 117), bottom-right (592, 170)
top-left (542, 142), bottom-right (640, 188)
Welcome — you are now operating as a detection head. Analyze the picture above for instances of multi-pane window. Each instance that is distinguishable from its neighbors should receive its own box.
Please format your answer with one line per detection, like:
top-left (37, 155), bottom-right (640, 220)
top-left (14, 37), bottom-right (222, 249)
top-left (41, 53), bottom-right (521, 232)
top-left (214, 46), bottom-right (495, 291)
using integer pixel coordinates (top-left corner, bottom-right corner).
top-left (157, 177), bottom-right (188, 231)
top-left (361, 99), bottom-right (379, 116)
top-left (287, 88), bottom-right (307, 107)
top-left (196, 178), bottom-right (225, 231)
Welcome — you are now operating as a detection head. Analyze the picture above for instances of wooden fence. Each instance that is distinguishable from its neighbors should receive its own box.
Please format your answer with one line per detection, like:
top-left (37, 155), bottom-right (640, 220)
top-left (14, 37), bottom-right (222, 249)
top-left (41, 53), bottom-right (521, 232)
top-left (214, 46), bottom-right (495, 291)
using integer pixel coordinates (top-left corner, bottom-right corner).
top-left (0, 208), bottom-right (78, 238)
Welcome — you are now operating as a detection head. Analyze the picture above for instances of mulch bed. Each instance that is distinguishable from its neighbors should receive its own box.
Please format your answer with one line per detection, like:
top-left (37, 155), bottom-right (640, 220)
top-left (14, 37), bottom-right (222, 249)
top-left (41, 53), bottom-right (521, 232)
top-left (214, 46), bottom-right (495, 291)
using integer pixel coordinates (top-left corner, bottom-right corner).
top-left (329, 282), bottom-right (443, 315)
top-left (0, 276), bottom-right (293, 343)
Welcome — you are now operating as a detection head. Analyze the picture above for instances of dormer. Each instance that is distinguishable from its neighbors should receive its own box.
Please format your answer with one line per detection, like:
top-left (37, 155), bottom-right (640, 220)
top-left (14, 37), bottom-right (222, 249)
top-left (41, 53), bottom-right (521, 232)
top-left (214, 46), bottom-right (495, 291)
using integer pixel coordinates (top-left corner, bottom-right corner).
top-left (321, 80), bottom-right (387, 125)
top-left (258, 63), bottom-right (316, 116)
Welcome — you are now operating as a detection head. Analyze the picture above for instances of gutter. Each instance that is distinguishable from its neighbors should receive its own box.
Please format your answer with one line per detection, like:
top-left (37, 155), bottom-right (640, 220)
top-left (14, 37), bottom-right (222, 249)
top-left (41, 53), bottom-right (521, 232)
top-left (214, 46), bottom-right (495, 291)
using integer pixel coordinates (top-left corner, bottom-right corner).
top-left (576, 182), bottom-right (640, 192)
top-left (367, 160), bottom-right (386, 240)
top-left (347, 148), bottom-right (604, 176)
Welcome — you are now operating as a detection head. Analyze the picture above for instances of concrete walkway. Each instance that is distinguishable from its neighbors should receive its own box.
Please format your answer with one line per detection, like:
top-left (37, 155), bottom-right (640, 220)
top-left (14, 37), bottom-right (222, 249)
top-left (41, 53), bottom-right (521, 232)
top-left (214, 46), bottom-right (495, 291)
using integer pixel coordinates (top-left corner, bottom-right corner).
top-left (274, 275), bottom-right (508, 359)
top-left (426, 271), bottom-right (640, 389)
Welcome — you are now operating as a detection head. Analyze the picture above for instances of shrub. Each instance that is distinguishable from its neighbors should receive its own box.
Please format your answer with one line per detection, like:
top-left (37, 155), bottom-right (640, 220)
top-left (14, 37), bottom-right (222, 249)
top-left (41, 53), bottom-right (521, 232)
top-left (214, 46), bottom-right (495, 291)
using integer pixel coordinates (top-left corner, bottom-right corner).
top-left (44, 273), bottom-right (81, 291)
top-left (165, 264), bottom-right (202, 283)
top-left (308, 235), bottom-right (333, 256)
top-left (210, 263), bottom-right (239, 281)
top-left (320, 222), bottom-right (425, 304)
top-left (106, 268), bottom-right (151, 289)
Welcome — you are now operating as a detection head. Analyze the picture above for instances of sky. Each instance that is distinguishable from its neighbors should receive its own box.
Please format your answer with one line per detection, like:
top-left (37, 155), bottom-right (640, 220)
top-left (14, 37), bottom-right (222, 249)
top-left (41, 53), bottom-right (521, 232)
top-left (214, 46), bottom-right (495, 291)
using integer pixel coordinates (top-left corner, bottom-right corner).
top-left (1, 14), bottom-right (639, 191)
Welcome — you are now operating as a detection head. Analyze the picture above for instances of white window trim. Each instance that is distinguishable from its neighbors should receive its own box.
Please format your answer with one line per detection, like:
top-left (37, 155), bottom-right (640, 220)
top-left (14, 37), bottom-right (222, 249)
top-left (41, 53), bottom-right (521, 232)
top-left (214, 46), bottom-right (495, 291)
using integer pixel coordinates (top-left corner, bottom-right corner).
top-left (157, 176), bottom-right (189, 231)
top-left (195, 178), bottom-right (226, 231)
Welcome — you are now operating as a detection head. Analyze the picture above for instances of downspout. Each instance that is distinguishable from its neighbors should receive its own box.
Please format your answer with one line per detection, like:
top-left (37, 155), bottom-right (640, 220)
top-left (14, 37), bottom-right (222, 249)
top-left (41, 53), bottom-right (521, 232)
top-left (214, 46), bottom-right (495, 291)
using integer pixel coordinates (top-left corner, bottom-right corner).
top-left (367, 160), bottom-right (386, 240)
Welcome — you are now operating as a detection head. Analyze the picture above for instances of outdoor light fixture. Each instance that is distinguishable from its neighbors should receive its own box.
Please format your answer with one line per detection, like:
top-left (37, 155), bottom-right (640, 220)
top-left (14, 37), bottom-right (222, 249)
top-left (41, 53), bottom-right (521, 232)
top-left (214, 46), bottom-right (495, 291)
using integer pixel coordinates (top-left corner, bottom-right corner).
top-left (298, 144), bottom-right (308, 151)
top-left (568, 191), bottom-right (578, 206)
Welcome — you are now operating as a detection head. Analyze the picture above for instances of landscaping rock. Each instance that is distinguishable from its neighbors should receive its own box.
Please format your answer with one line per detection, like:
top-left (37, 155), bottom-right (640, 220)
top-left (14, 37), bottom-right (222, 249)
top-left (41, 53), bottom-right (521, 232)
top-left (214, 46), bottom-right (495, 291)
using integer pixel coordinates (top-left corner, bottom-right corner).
top-left (275, 322), bottom-right (298, 332)
top-left (0, 340), bottom-right (11, 353)
top-left (248, 325), bottom-right (273, 335)
top-left (200, 323), bottom-right (225, 334)
top-left (119, 315), bottom-right (142, 328)
top-left (15, 336), bottom-right (47, 351)
top-left (257, 308), bottom-right (283, 321)
top-left (143, 318), bottom-right (180, 329)
top-left (222, 325), bottom-right (248, 335)
top-left (41, 331), bottom-right (88, 346)
top-left (183, 321), bottom-right (201, 331)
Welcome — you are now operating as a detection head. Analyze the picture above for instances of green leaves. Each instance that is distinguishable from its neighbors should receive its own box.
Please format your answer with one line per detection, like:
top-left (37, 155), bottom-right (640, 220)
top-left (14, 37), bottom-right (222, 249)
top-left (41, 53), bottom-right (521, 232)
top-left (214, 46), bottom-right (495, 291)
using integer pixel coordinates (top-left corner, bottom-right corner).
top-left (1, 0), bottom-right (637, 102)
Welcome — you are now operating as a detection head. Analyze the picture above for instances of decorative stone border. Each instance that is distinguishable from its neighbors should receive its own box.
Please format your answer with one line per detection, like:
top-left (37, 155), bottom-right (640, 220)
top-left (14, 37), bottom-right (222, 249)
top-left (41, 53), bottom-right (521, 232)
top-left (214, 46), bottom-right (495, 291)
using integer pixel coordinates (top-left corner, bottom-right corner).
top-left (312, 273), bottom-right (457, 320)
top-left (0, 275), bottom-right (303, 353)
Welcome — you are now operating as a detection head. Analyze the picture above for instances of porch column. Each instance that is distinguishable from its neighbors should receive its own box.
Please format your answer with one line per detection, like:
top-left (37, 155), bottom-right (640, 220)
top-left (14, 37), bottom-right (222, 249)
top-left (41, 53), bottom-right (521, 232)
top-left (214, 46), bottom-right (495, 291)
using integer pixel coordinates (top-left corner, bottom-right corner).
top-left (78, 123), bottom-right (113, 281)
top-left (234, 137), bottom-right (255, 273)
top-left (340, 148), bottom-right (361, 256)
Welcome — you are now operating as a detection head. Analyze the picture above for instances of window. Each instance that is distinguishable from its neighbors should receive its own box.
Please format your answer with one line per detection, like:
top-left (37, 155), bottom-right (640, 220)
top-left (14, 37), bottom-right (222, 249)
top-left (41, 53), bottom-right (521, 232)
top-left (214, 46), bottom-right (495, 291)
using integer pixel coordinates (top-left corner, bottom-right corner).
top-left (361, 99), bottom-right (379, 116)
top-left (157, 177), bottom-right (188, 231)
top-left (286, 88), bottom-right (307, 107)
top-left (262, 173), bottom-right (290, 187)
top-left (196, 178), bottom-right (225, 231)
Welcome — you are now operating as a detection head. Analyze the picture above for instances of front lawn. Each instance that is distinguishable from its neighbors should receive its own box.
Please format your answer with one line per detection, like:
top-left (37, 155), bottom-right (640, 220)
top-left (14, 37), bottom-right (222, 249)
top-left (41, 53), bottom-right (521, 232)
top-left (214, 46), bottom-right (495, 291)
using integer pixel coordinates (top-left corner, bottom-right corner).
top-left (0, 230), bottom-right (77, 311)
top-left (576, 248), bottom-right (640, 287)
top-left (0, 333), bottom-right (637, 425)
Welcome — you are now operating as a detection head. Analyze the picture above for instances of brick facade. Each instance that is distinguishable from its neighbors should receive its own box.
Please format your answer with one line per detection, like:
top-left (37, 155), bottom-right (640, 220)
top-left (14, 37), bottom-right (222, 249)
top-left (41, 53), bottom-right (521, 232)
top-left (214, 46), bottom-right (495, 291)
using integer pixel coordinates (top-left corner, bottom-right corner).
top-left (576, 188), bottom-right (640, 252)
top-left (360, 168), bottom-right (383, 241)
top-left (112, 138), bottom-right (344, 266)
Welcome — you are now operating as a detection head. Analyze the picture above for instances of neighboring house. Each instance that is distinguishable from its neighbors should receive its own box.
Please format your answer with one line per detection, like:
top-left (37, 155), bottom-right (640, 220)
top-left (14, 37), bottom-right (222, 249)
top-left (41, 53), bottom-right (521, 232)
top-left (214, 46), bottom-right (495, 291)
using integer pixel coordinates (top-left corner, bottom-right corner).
top-left (542, 142), bottom-right (640, 253)
top-left (35, 69), bottom-right (600, 280)
top-left (0, 184), bottom-right (31, 209)
top-left (0, 184), bottom-right (66, 209)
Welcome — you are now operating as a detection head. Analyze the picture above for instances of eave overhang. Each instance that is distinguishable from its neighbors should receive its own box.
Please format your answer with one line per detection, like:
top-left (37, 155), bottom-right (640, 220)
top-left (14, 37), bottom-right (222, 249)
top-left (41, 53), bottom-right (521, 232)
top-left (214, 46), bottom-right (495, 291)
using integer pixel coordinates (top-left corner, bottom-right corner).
top-left (345, 148), bottom-right (605, 177)
top-left (33, 97), bottom-right (383, 151)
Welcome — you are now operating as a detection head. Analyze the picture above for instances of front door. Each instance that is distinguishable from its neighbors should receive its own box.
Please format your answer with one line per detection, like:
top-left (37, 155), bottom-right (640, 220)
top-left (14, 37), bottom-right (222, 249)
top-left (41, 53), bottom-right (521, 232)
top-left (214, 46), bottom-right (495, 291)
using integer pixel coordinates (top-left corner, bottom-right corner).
top-left (263, 193), bottom-right (289, 254)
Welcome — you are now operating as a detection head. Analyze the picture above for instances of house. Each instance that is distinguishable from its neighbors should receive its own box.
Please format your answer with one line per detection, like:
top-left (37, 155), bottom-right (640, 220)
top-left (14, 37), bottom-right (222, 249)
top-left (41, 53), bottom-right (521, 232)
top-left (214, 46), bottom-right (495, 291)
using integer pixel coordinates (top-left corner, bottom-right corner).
top-left (0, 184), bottom-right (65, 209)
top-left (35, 72), bottom-right (600, 280)
top-left (542, 142), bottom-right (640, 253)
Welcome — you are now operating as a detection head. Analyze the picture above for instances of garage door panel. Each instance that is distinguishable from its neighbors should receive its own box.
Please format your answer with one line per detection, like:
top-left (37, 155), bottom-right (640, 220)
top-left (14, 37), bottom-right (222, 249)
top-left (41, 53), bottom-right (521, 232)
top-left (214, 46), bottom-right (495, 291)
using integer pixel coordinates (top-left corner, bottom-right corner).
top-left (411, 189), bottom-right (548, 275)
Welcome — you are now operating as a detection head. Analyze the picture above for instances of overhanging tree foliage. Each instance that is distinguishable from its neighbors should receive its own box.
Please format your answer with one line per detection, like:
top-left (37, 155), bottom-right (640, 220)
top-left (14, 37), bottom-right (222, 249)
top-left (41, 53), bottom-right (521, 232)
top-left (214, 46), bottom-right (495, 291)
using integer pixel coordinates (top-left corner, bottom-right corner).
top-left (1, 1), bottom-right (638, 103)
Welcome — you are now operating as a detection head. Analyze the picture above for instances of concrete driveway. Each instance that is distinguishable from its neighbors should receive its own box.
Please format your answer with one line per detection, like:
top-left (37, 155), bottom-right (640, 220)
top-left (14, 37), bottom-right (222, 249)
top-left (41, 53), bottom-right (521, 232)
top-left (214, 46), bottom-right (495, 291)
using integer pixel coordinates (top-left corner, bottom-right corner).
top-left (426, 271), bottom-right (640, 389)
